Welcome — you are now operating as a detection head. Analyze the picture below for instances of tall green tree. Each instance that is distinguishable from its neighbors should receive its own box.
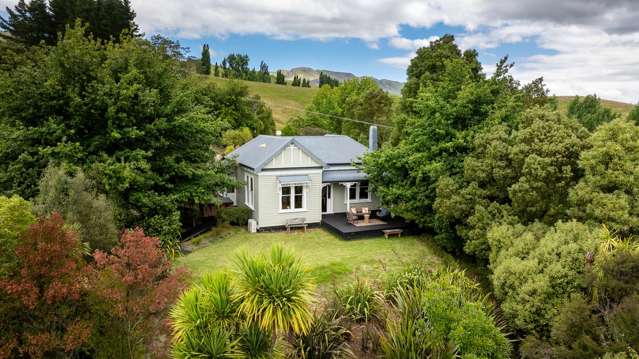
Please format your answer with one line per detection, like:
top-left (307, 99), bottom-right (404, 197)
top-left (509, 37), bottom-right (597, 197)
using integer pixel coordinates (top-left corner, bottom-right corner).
top-left (318, 71), bottom-right (339, 88)
top-left (0, 24), bottom-right (240, 251)
top-left (362, 39), bottom-right (554, 251)
top-left (258, 60), bottom-right (270, 83)
top-left (275, 70), bottom-right (286, 85)
top-left (569, 118), bottom-right (639, 236)
top-left (0, 0), bottom-right (55, 45)
top-left (200, 43), bottom-right (211, 75)
top-left (567, 94), bottom-right (619, 131)
top-left (1, 0), bottom-right (138, 45)
top-left (292, 75), bottom-right (300, 87)
top-left (223, 53), bottom-right (250, 79)
top-left (434, 108), bottom-right (588, 258)
top-left (284, 77), bottom-right (392, 145)
top-left (34, 165), bottom-right (119, 252)
top-left (400, 34), bottom-right (481, 113)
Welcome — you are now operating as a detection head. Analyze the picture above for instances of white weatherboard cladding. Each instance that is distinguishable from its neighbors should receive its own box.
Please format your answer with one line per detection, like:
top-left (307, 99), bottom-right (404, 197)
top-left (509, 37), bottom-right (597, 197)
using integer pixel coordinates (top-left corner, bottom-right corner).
top-left (257, 170), bottom-right (322, 228)
top-left (237, 167), bottom-right (258, 220)
top-left (263, 144), bottom-right (320, 169)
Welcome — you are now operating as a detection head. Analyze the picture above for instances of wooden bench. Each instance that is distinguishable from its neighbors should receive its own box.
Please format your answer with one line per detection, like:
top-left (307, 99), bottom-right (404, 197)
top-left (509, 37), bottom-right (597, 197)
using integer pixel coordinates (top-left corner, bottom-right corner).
top-left (382, 229), bottom-right (403, 239)
top-left (286, 218), bottom-right (307, 233)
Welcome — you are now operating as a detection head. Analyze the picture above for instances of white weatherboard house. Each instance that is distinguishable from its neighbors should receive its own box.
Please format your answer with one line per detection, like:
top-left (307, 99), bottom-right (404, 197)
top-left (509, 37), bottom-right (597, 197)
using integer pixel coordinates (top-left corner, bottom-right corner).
top-left (227, 127), bottom-right (380, 229)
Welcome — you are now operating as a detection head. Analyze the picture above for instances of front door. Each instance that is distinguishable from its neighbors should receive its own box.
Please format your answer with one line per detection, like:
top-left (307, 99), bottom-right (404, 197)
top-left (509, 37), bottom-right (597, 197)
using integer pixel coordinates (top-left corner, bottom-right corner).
top-left (321, 184), bottom-right (333, 214)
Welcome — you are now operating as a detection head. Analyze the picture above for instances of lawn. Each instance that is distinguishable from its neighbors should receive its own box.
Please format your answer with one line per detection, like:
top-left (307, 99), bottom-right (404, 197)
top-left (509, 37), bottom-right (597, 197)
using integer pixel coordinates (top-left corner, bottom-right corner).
top-left (177, 226), bottom-right (452, 287)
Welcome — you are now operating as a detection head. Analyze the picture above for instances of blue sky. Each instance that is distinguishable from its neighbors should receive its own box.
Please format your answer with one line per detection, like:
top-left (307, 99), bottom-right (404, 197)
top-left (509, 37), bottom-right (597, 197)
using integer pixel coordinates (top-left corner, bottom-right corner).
top-left (1, 0), bottom-right (638, 102)
top-left (177, 23), bottom-right (550, 83)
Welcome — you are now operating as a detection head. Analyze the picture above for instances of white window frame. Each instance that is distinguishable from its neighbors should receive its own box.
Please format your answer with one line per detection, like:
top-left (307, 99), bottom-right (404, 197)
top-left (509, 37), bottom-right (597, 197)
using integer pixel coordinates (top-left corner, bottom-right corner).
top-left (244, 174), bottom-right (254, 209)
top-left (279, 183), bottom-right (307, 213)
top-left (346, 181), bottom-right (371, 203)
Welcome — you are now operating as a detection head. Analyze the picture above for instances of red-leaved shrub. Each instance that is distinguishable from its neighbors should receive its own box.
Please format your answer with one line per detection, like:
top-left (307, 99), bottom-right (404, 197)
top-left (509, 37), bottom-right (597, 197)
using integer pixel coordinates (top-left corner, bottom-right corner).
top-left (90, 228), bottom-right (190, 357)
top-left (0, 213), bottom-right (92, 357)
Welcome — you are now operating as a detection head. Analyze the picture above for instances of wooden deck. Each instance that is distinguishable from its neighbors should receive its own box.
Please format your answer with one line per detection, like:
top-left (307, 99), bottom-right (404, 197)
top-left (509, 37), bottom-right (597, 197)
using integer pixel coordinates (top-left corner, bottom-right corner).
top-left (322, 213), bottom-right (415, 239)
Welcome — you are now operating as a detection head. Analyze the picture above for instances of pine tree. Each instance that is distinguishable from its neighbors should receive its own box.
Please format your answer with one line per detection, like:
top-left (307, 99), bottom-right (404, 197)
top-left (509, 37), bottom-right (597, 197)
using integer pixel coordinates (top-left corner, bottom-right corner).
top-left (259, 61), bottom-right (270, 83)
top-left (319, 72), bottom-right (339, 88)
top-left (0, 0), bottom-right (55, 45)
top-left (249, 68), bottom-right (258, 81)
top-left (200, 43), bottom-right (211, 75)
top-left (214, 62), bottom-right (219, 77)
top-left (221, 58), bottom-right (228, 77)
top-left (292, 75), bottom-right (300, 87)
top-left (275, 70), bottom-right (286, 85)
top-left (1, 0), bottom-right (138, 46)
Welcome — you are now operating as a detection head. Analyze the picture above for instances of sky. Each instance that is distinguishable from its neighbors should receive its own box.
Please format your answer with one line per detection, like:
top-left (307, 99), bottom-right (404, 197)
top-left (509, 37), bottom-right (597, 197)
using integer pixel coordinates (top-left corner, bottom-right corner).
top-left (1, 0), bottom-right (638, 103)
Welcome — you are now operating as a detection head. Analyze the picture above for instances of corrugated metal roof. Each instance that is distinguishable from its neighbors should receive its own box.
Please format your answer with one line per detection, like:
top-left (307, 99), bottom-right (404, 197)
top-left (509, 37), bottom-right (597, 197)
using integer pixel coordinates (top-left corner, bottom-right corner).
top-left (322, 169), bottom-right (368, 183)
top-left (294, 136), bottom-right (367, 165)
top-left (226, 135), bottom-right (290, 170)
top-left (277, 175), bottom-right (311, 184)
top-left (227, 135), bottom-right (368, 171)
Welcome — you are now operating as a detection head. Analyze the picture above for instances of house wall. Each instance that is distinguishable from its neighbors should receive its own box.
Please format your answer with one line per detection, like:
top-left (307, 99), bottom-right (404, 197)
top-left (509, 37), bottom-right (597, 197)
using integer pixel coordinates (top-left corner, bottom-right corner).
top-left (263, 144), bottom-right (320, 169)
top-left (331, 183), bottom-right (380, 213)
top-left (256, 169), bottom-right (323, 228)
top-left (236, 166), bottom-right (258, 220)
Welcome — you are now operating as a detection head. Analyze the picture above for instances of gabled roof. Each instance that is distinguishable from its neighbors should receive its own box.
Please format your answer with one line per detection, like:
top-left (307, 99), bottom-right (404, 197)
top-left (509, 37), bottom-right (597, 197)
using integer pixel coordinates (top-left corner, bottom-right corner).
top-left (227, 135), bottom-right (368, 171)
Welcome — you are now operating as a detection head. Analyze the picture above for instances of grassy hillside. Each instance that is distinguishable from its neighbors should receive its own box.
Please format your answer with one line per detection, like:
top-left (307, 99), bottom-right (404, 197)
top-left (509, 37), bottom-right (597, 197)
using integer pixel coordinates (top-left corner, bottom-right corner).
top-left (201, 75), bottom-right (635, 129)
top-left (557, 96), bottom-right (634, 118)
top-left (206, 76), bottom-right (318, 128)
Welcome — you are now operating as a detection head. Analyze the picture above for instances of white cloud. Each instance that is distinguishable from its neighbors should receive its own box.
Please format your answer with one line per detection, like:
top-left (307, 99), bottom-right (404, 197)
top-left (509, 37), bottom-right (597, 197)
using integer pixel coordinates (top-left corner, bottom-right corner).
top-left (513, 26), bottom-right (639, 103)
top-left (0, 0), bottom-right (14, 9)
top-left (388, 36), bottom-right (438, 50)
top-left (457, 22), bottom-right (545, 50)
top-left (379, 53), bottom-right (415, 68)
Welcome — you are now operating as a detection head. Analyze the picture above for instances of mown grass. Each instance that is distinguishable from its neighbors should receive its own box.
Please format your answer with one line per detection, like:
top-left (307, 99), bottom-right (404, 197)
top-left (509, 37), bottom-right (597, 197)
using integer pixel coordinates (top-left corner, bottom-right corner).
top-left (204, 75), bottom-right (318, 128)
top-left (176, 227), bottom-right (451, 287)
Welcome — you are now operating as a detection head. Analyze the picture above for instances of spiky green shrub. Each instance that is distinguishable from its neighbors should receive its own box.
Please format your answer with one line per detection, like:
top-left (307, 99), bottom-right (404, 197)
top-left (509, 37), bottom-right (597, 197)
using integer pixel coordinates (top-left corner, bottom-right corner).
top-left (172, 326), bottom-right (238, 359)
top-left (292, 310), bottom-right (353, 359)
top-left (335, 279), bottom-right (382, 323)
top-left (237, 323), bottom-right (281, 359)
top-left (234, 245), bottom-right (314, 335)
top-left (381, 269), bottom-right (511, 358)
top-left (383, 265), bottom-right (430, 301)
top-left (171, 247), bottom-right (315, 358)
top-left (170, 272), bottom-right (240, 358)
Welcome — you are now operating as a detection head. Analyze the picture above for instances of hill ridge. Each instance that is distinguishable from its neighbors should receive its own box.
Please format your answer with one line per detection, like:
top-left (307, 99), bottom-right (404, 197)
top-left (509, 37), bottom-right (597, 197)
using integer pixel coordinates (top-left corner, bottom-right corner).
top-left (275, 66), bottom-right (404, 95)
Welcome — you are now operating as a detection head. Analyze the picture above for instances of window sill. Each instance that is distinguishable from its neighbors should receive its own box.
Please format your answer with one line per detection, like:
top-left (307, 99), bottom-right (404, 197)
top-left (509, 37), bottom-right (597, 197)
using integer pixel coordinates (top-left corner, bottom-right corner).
top-left (345, 199), bottom-right (372, 204)
top-left (279, 209), bottom-right (308, 213)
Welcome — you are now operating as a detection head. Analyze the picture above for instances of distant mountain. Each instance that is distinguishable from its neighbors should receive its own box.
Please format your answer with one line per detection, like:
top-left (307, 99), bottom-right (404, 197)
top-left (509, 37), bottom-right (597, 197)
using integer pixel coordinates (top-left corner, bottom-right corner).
top-left (276, 67), bottom-right (404, 95)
